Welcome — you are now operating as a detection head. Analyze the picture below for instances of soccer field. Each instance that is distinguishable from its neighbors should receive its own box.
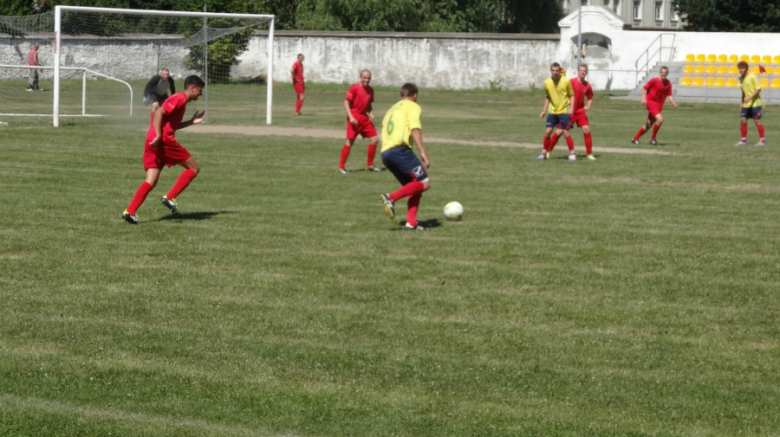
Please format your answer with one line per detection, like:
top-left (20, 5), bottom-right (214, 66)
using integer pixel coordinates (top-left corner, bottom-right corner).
top-left (1, 85), bottom-right (779, 436)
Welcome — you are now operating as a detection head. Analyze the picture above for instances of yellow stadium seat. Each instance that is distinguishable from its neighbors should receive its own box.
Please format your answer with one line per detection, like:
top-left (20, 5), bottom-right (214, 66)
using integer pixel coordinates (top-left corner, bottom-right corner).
top-left (760, 78), bottom-right (768, 88)
top-left (717, 54), bottom-right (728, 63)
top-left (714, 78), bottom-right (725, 87)
top-left (706, 77), bottom-right (715, 86)
top-left (729, 55), bottom-right (739, 63)
top-left (771, 79), bottom-right (780, 89)
top-left (706, 65), bottom-right (717, 74)
top-left (683, 65), bottom-right (694, 73)
top-left (765, 66), bottom-right (774, 74)
top-left (696, 54), bottom-right (706, 62)
top-left (692, 77), bottom-right (704, 86)
top-left (740, 55), bottom-right (750, 61)
top-left (774, 55), bottom-right (780, 63)
top-left (729, 66), bottom-right (739, 74)
top-left (726, 78), bottom-right (738, 87)
top-left (762, 55), bottom-right (772, 64)
top-left (695, 65), bottom-right (706, 74)
top-left (752, 66), bottom-right (760, 74)
top-left (750, 55), bottom-right (761, 63)
top-left (681, 76), bottom-right (692, 86)
top-left (707, 54), bottom-right (717, 62)
top-left (717, 66), bottom-right (728, 74)
top-left (685, 54), bottom-right (695, 62)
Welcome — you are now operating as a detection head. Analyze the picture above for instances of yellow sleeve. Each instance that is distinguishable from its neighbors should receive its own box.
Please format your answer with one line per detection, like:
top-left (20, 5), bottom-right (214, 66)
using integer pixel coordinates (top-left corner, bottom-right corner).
top-left (567, 80), bottom-right (574, 97)
top-left (751, 75), bottom-right (761, 90)
top-left (408, 104), bottom-right (422, 131)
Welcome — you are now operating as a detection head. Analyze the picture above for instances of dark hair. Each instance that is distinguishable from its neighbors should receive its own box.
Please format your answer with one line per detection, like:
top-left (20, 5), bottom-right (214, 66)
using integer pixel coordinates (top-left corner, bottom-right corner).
top-left (737, 61), bottom-right (749, 70)
top-left (659, 66), bottom-right (669, 72)
top-left (400, 83), bottom-right (418, 97)
top-left (184, 75), bottom-right (205, 88)
top-left (551, 62), bottom-right (561, 68)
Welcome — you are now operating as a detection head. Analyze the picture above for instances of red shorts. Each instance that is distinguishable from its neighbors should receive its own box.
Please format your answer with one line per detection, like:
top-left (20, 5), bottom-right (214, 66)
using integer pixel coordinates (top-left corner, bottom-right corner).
top-left (293, 82), bottom-right (305, 95)
top-left (571, 111), bottom-right (589, 127)
top-left (646, 105), bottom-right (662, 120)
top-left (346, 114), bottom-right (378, 140)
top-left (143, 140), bottom-right (191, 170)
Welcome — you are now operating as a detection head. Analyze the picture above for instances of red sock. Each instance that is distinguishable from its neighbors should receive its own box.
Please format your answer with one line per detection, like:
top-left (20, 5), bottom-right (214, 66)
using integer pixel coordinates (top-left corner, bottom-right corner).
top-left (633, 127), bottom-right (646, 141)
top-left (565, 135), bottom-right (574, 151)
top-left (339, 145), bottom-right (351, 169)
top-left (740, 125), bottom-right (748, 141)
top-left (166, 168), bottom-right (197, 200)
top-left (584, 133), bottom-right (593, 155)
top-left (406, 193), bottom-right (421, 227)
top-left (367, 143), bottom-right (377, 167)
top-left (651, 124), bottom-right (660, 140)
top-left (543, 136), bottom-right (550, 152)
top-left (295, 98), bottom-right (303, 114)
top-left (757, 124), bottom-right (765, 139)
top-left (549, 133), bottom-right (560, 152)
top-left (389, 180), bottom-right (424, 202)
top-left (127, 181), bottom-right (153, 215)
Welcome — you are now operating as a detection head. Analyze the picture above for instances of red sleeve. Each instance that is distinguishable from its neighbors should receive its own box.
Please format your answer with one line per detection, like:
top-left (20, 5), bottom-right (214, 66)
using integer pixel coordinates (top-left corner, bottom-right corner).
top-left (345, 84), bottom-right (356, 101)
top-left (586, 85), bottom-right (593, 100)
top-left (162, 93), bottom-right (184, 113)
top-left (643, 78), bottom-right (654, 91)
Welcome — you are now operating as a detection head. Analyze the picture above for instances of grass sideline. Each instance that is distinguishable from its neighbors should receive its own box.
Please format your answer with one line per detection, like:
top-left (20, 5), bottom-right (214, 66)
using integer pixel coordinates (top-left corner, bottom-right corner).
top-left (1, 85), bottom-right (780, 436)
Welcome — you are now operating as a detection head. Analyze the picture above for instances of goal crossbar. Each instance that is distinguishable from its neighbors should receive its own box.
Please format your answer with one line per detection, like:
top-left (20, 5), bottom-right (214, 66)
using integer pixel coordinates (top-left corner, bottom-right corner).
top-left (52, 5), bottom-right (275, 127)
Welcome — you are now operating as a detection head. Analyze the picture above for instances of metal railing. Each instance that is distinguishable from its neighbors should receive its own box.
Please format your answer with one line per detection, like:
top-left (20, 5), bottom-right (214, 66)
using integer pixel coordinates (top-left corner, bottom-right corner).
top-left (635, 33), bottom-right (676, 85)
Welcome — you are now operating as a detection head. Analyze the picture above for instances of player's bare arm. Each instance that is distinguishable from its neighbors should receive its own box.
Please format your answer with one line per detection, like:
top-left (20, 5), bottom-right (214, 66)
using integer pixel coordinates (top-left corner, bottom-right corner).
top-left (640, 88), bottom-right (647, 105)
top-left (568, 95), bottom-right (574, 115)
top-left (179, 111), bottom-right (206, 129)
top-left (367, 103), bottom-right (374, 121)
top-left (150, 106), bottom-right (168, 148)
top-left (668, 95), bottom-right (678, 108)
top-left (411, 128), bottom-right (429, 168)
top-left (344, 99), bottom-right (357, 124)
top-left (540, 98), bottom-right (550, 119)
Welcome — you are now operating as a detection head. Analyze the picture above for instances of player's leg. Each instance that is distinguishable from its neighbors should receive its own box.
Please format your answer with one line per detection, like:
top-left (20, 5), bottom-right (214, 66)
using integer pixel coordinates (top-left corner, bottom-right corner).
top-left (632, 116), bottom-right (653, 144)
top-left (367, 135), bottom-right (381, 171)
top-left (294, 83), bottom-right (305, 115)
top-left (124, 167), bottom-right (161, 224)
top-left (582, 124), bottom-right (595, 160)
top-left (650, 113), bottom-right (664, 145)
top-left (753, 108), bottom-right (765, 146)
top-left (380, 148), bottom-right (429, 224)
top-left (33, 70), bottom-right (40, 90)
top-left (162, 156), bottom-right (199, 214)
top-left (27, 69), bottom-right (33, 90)
top-left (562, 125), bottom-right (576, 161)
top-left (339, 138), bottom-right (356, 173)
top-left (537, 126), bottom-right (554, 160)
top-left (736, 108), bottom-right (749, 146)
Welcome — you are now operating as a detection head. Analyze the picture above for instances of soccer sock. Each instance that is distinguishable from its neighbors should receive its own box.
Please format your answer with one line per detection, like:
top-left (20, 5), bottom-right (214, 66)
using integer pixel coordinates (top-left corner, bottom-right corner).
top-left (166, 168), bottom-right (197, 200)
top-left (127, 181), bottom-right (153, 215)
top-left (633, 127), bottom-right (646, 141)
top-left (406, 193), bottom-right (422, 227)
top-left (389, 180), bottom-right (424, 202)
top-left (339, 145), bottom-right (351, 169)
top-left (651, 124), bottom-right (660, 140)
top-left (757, 124), bottom-right (765, 140)
top-left (548, 133), bottom-right (560, 152)
top-left (295, 98), bottom-right (303, 114)
top-left (367, 143), bottom-right (377, 167)
top-left (740, 125), bottom-right (748, 141)
top-left (565, 135), bottom-right (575, 152)
top-left (584, 133), bottom-right (593, 155)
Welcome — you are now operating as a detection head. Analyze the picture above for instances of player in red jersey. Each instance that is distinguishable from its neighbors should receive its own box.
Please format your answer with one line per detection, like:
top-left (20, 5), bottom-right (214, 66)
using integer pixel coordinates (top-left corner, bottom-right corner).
top-left (338, 69), bottom-right (382, 173)
top-left (570, 64), bottom-right (596, 160)
top-left (291, 53), bottom-right (305, 115)
top-left (632, 66), bottom-right (677, 146)
top-left (122, 75), bottom-right (206, 225)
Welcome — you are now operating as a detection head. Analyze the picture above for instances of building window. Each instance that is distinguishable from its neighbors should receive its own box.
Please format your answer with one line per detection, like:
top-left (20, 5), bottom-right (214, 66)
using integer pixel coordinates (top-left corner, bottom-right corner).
top-left (670, 1), bottom-right (679, 21)
top-left (655, 1), bottom-right (663, 20)
top-left (633, 0), bottom-right (642, 19)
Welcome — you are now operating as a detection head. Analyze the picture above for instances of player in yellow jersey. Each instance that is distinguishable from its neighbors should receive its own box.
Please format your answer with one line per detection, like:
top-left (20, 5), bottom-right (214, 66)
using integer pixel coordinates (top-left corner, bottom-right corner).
top-left (536, 62), bottom-right (576, 161)
top-left (735, 61), bottom-right (765, 147)
top-left (378, 83), bottom-right (431, 231)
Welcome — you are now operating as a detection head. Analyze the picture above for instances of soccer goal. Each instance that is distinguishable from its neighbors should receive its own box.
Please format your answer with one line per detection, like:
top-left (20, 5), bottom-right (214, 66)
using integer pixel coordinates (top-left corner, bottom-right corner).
top-left (0, 7), bottom-right (274, 127)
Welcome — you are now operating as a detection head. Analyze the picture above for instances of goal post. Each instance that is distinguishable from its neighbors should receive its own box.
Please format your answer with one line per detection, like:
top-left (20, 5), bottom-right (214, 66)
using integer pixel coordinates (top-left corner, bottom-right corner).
top-left (51, 5), bottom-right (274, 127)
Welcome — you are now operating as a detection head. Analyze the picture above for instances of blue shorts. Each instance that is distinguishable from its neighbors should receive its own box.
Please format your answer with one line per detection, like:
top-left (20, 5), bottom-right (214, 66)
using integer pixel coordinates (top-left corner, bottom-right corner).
top-left (741, 106), bottom-right (762, 120)
top-left (546, 113), bottom-right (571, 130)
top-left (381, 146), bottom-right (429, 185)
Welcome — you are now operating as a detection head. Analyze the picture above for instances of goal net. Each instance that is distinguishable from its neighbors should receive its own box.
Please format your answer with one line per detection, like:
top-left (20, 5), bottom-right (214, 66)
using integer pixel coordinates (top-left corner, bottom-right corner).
top-left (0, 7), bottom-right (274, 127)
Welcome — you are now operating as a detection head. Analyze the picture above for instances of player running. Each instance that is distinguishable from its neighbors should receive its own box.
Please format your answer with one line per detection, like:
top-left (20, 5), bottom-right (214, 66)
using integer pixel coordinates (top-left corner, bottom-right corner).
top-left (122, 75), bottom-right (206, 225)
top-left (291, 54), bottom-right (305, 116)
top-left (734, 61), bottom-right (766, 147)
top-left (379, 83), bottom-right (431, 231)
top-left (631, 66), bottom-right (677, 146)
top-left (570, 64), bottom-right (596, 160)
top-left (536, 62), bottom-right (576, 162)
top-left (338, 69), bottom-right (382, 174)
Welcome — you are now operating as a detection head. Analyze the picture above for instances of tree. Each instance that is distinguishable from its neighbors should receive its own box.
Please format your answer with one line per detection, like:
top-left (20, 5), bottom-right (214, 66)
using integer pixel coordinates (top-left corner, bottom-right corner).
top-left (675, 0), bottom-right (780, 32)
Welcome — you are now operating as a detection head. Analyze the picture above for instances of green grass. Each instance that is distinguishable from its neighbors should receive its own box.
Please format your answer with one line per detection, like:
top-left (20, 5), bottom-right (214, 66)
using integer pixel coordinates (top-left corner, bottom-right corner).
top-left (1, 84), bottom-right (779, 436)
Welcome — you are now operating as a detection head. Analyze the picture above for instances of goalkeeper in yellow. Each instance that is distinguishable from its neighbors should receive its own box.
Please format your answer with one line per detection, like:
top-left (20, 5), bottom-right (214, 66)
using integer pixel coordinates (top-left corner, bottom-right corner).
top-left (379, 83), bottom-right (431, 231)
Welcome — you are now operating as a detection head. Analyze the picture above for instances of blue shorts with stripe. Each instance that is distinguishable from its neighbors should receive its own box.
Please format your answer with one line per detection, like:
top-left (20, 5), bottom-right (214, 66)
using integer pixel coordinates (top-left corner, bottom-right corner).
top-left (741, 106), bottom-right (762, 120)
top-left (546, 113), bottom-right (571, 129)
top-left (381, 146), bottom-right (429, 185)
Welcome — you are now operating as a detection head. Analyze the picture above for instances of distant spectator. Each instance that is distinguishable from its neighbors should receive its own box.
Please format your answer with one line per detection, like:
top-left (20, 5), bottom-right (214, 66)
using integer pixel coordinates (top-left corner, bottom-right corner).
top-left (291, 53), bottom-right (305, 115)
top-left (144, 68), bottom-right (176, 113)
top-left (27, 43), bottom-right (42, 91)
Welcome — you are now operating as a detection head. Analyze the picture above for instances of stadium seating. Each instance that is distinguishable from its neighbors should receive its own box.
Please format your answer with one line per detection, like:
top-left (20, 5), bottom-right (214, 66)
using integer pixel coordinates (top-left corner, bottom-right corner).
top-left (760, 78), bottom-right (768, 88)
top-left (726, 78), bottom-right (738, 87)
top-left (762, 55), bottom-right (772, 64)
top-left (706, 65), bottom-right (717, 74)
top-left (729, 55), bottom-right (739, 63)
top-left (695, 65), bottom-right (706, 74)
top-left (771, 79), bottom-right (780, 89)
top-left (774, 55), bottom-right (780, 63)
top-left (717, 66), bottom-right (728, 74)
top-left (765, 66), bottom-right (774, 74)
top-left (750, 55), bottom-right (760, 63)
top-left (706, 77), bottom-right (716, 87)
top-left (718, 55), bottom-right (728, 63)
top-left (692, 77), bottom-right (704, 86)
top-left (680, 76), bottom-right (692, 86)
top-left (685, 54), bottom-right (695, 62)
top-left (752, 66), bottom-right (760, 74)
top-left (714, 78), bottom-right (725, 87)
top-left (740, 55), bottom-right (749, 61)
top-left (696, 54), bottom-right (706, 62)
top-left (729, 66), bottom-right (739, 74)
top-left (707, 54), bottom-right (717, 62)
top-left (683, 65), bottom-right (694, 73)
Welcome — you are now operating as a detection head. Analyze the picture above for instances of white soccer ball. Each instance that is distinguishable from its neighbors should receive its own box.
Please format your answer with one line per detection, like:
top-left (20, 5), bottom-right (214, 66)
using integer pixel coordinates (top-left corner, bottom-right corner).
top-left (443, 201), bottom-right (464, 221)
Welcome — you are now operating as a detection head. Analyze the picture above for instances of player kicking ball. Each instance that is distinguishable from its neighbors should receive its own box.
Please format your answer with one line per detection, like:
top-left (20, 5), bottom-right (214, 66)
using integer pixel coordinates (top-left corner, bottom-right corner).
top-left (631, 66), bottom-right (677, 146)
top-left (122, 75), bottom-right (206, 225)
top-left (570, 64), bottom-right (596, 160)
top-left (338, 69), bottom-right (382, 174)
top-left (536, 62), bottom-right (576, 162)
top-left (734, 61), bottom-right (766, 147)
top-left (379, 83), bottom-right (430, 231)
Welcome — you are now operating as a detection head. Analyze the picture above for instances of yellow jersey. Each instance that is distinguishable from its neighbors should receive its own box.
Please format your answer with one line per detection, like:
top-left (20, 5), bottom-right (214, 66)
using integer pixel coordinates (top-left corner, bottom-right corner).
top-left (739, 73), bottom-right (762, 108)
top-left (543, 76), bottom-right (574, 115)
top-left (381, 99), bottom-right (422, 152)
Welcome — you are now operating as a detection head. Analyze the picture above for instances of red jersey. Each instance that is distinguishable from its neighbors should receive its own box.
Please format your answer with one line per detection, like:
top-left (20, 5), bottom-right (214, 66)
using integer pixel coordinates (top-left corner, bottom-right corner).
top-left (644, 77), bottom-right (672, 108)
top-left (146, 92), bottom-right (188, 144)
top-left (571, 79), bottom-right (593, 113)
top-left (291, 61), bottom-right (304, 83)
top-left (345, 83), bottom-right (374, 115)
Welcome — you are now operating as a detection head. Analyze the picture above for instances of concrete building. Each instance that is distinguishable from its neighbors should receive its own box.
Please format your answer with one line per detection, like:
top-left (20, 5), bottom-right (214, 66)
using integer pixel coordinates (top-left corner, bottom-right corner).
top-left (562, 0), bottom-right (683, 29)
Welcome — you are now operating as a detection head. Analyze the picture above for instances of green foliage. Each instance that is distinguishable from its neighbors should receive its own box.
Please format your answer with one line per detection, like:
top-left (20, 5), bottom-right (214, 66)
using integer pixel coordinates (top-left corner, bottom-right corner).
top-left (675, 0), bottom-right (780, 32)
top-left (184, 26), bottom-right (253, 84)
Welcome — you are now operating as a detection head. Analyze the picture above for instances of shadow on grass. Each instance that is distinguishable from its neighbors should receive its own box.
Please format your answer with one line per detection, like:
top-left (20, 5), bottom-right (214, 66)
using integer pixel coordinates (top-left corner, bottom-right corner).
top-left (157, 211), bottom-right (232, 222)
top-left (393, 218), bottom-right (442, 230)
